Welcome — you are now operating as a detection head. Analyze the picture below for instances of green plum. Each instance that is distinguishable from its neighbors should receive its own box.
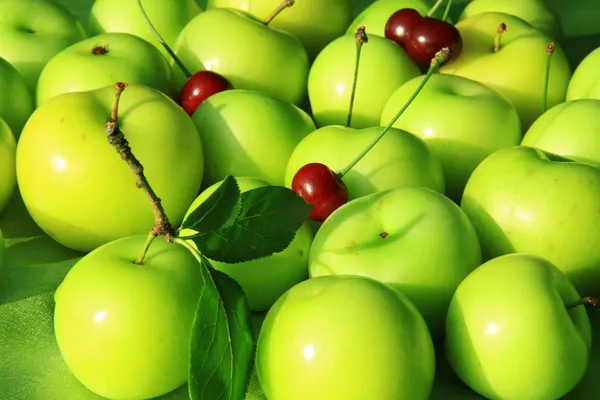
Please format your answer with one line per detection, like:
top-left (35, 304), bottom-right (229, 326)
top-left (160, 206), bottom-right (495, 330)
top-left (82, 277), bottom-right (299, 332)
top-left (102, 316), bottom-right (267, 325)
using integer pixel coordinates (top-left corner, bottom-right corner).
top-left (17, 85), bottom-right (204, 253)
top-left (566, 47), bottom-right (600, 101)
top-left (347, 0), bottom-right (434, 37)
top-left (309, 32), bottom-right (420, 129)
top-left (440, 12), bottom-right (571, 129)
top-left (209, 0), bottom-right (352, 59)
top-left (309, 186), bottom-right (482, 337)
top-left (89, 0), bottom-right (202, 60)
top-left (171, 8), bottom-right (309, 106)
top-left (0, 0), bottom-right (86, 91)
top-left (459, 0), bottom-right (562, 39)
top-left (461, 145), bottom-right (600, 297)
top-left (0, 57), bottom-right (34, 136)
top-left (192, 89), bottom-right (315, 187)
top-left (181, 177), bottom-right (313, 311)
top-left (256, 275), bottom-right (435, 400)
top-left (54, 235), bottom-right (202, 399)
top-left (0, 117), bottom-right (16, 214)
top-left (285, 126), bottom-right (445, 201)
top-left (521, 99), bottom-right (600, 165)
top-left (446, 253), bottom-right (591, 400)
top-left (37, 32), bottom-right (174, 106)
top-left (381, 73), bottom-right (522, 201)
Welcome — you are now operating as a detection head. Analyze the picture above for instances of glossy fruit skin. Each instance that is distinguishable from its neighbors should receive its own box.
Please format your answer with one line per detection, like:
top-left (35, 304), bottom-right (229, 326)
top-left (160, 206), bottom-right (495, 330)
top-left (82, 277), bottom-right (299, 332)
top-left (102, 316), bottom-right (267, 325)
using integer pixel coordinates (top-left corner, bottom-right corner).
top-left (0, 57), bottom-right (34, 136)
top-left (381, 73), bottom-right (522, 201)
top-left (566, 47), bottom-right (600, 101)
top-left (179, 70), bottom-right (232, 116)
top-left (385, 8), bottom-right (423, 48)
top-left (192, 89), bottom-right (315, 187)
top-left (89, 0), bottom-right (201, 61)
top-left (180, 177), bottom-right (314, 311)
top-left (347, 0), bottom-right (436, 37)
top-left (439, 12), bottom-right (571, 129)
top-left (285, 126), bottom-right (445, 202)
top-left (309, 186), bottom-right (481, 337)
top-left (54, 235), bottom-right (203, 400)
top-left (36, 32), bottom-right (174, 106)
top-left (446, 253), bottom-right (591, 400)
top-left (405, 17), bottom-right (463, 66)
top-left (521, 99), bottom-right (600, 165)
top-left (171, 8), bottom-right (309, 106)
top-left (308, 31), bottom-right (420, 129)
top-left (256, 275), bottom-right (435, 400)
top-left (565, 309), bottom-right (600, 399)
top-left (0, 0), bottom-right (86, 91)
top-left (461, 146), bottom-right (600, 297)
top-left (292, 163), bottom-right (349, 222)
top-left (16, 85), bottom-right (204, 253)
top-left (0, 118), bottom-right (16, 214)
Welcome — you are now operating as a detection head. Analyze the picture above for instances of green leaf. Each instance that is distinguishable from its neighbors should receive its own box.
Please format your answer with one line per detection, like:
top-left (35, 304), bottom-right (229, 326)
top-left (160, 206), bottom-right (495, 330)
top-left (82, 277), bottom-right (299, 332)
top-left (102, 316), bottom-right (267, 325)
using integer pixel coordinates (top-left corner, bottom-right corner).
top-left (189, 257), bottom-right (254, 400)
top-left (192, 186), bottom-right (312, 263)
top-left (180, 175), bottom-right (241, 233)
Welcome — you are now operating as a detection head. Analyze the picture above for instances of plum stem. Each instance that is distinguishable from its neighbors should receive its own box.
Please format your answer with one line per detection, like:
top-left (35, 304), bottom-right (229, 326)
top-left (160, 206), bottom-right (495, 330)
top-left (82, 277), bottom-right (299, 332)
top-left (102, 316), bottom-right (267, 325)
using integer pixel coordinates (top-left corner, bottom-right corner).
top-left (493, 23), bottom-right (506, 53)
top-left (136, 0), bottom-right (192, 78)
top-left (567, 296), bottom-right (597, 309)
top-left (346, 26), bottom-right (368, 128)
top-left (426, 0), bottom-right (444, 17)
top-left (337, 48), bottom-right (450, 179)
top-left (442, 0), bottom-right (452, 21)
top-left (263, 0), bottom-right (295, 25)
top-left (105, 82), bottom-right (176, 265)
top-left (542, 42), bottom-right (555, 113)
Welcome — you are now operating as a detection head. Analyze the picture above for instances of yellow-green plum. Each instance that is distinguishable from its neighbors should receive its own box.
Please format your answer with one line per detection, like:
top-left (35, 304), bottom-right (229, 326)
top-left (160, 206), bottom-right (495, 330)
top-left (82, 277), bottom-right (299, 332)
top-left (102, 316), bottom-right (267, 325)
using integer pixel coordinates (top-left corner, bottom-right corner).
top-left (256, 275), bottom-right (435, 400)
top-left (446, 254), bottom-right (591, 400)
top-left (461, 146), bottom-right (600, 297)
top-left (181, 177), bottom-right (313, 311)
top-left (459, 0), bottom-right (561, 38)
top-left (171, 8), bottom-right (309, 106)
top-left (309, 32), bottom-right (420, 129)
top-left (0, 118), bottom-right (16, 214)
top-left (36, 33), bottom-right (174, 106)
top-left (54, 235), bottom-right (202, 399)
top-left (89, 0), bottom-right (202, 60)
top-left (347, 0), bottom-right (434, 37)
top-left (0, 57), bottom-right (34, 136)
top-left (440, 12), bottom-right (571, 129)
top-left (309, 186), bottom-right (481, 337)
top-left (566, 47), bottom-right (600, 101)
top-left (381, 73), bottom-right (522, 201)
top-left (192, 89), bottom-right (315, 187)
top-left (285, 126), bottom-right (445, 201)
top-left (208, 0), bottom-right (352, 59)
top-left (0, 0), bottom-right (86, 91)
top-left (17, 85), bottom-right (204, 253)
top-left (521, 99), bottom-right (600, 165)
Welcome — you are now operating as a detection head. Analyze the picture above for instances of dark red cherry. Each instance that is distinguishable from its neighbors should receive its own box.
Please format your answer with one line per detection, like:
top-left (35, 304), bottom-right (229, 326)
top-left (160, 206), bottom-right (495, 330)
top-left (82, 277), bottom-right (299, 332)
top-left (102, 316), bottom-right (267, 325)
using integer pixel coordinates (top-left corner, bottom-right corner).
top-left (404, 17), bottom-right (462, 66)
top-left (384, 8), bottom-right (423, 48)
top-left (291, 163), bottom-right (349, 222)
top-left (179, 70), bottom-right (232, 116)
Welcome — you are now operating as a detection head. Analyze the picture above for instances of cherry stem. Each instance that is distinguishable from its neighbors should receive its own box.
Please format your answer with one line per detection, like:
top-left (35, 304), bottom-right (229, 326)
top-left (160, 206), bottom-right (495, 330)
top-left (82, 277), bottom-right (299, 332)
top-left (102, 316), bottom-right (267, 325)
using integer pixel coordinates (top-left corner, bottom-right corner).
top-left (493, 23), bottom-right (506, 53)
top-left (105, 82), bottom-right (176, 265)
top-left (442, 0), bottom-right (452, 21)
top-left (542, 42), bottom-right (555, 114)
top-left (337, 48), bottom-right (451, 179)
top-left (136, 0), bottom-right (192, 79)
top-left (566, 296), bottom-right (598, 309)
top-left (263, 0), bottom-right (295, 25)
top-left (346, 26), bottom-right (368, 128)
top-left (426, 0), bottom-right (444, 17)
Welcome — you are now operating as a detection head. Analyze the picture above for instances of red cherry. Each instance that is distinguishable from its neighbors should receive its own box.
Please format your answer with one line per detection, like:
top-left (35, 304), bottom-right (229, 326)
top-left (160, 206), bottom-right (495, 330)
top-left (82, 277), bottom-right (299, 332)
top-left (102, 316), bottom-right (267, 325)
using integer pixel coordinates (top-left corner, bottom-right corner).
top-left (384, 8), bottom-right (423, 48)
top-left (291, 163), bottom-right (349, 222)
top-left (179, 70), bottom-right (232, 116)
top-left (404, 17), bottom-right (462, 66)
